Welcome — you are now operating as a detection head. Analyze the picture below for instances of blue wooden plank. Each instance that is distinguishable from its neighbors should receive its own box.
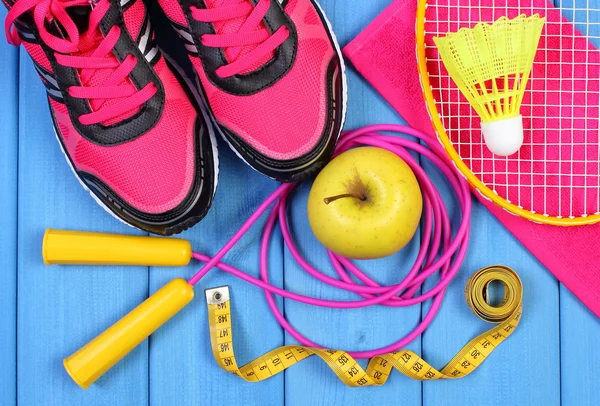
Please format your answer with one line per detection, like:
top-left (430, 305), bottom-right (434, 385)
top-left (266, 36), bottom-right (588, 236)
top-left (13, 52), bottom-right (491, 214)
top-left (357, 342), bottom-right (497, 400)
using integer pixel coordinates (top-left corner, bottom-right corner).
top-left (421, 200), bottom-right (560, 406)
top-left (10, 0), bottom-right (600, 404)
top-left (148, 151), bottom-right (285, 406)
top-left (560, 288), bottom-right (600, 405)
top-left (422, 1), bottom-right (590, 404)
top-left (17, 51), bottom-right (149, 405)
top-left (284, 2), bottom-right (423, 404)
top-left (145, 7), bottom-right (284, 402)
top-left (558, 4), bottom-right (600, 404)
top-left (0, 7), bottom-right (19, 405)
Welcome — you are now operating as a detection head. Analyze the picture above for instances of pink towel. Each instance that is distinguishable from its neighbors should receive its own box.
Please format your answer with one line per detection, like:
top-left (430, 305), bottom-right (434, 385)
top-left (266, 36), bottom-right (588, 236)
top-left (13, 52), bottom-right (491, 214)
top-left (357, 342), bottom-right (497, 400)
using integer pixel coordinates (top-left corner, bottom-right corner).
top-left (343, 0), bottom-right (600, 318)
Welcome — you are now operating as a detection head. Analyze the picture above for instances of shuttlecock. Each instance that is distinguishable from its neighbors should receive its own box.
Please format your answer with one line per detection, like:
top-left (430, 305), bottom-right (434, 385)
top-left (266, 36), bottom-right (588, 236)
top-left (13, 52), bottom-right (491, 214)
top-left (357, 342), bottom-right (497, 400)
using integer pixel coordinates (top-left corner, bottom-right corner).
top-left (434, 14), bottom-right (545, 156)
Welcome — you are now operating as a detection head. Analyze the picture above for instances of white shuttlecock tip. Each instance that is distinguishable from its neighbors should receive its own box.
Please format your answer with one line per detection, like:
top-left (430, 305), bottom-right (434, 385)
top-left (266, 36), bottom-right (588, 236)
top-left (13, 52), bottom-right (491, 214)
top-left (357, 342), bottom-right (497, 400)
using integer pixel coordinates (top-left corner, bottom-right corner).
top-left (481, 115), bottom-right (524, 156)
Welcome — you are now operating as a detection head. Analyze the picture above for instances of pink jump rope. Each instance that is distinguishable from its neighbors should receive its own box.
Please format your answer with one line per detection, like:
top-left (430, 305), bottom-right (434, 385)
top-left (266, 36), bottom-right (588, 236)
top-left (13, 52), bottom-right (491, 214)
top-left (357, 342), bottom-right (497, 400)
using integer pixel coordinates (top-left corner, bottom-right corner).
top-left (48, 124), bottom-right (471, 388)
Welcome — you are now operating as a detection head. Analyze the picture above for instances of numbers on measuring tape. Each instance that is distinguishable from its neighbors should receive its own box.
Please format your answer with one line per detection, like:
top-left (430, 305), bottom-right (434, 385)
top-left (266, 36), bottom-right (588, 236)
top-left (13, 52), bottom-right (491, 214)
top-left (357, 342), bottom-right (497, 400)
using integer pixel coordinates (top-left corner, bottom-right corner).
top-left (337, 355), bottom-right (349, 366)
top-left (205, 267), bottom-right (523, 387)
top-left (356, 377), bottom-right (369, 386)
top-left (348, 366), bottom-right (359, 377)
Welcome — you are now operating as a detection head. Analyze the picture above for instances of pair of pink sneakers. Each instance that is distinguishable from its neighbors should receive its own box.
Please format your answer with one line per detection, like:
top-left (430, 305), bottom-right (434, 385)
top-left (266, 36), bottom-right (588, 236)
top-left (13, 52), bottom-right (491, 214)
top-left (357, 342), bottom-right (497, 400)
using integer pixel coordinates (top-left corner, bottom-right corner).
top-left (4, 0), bottom-right (346, 234)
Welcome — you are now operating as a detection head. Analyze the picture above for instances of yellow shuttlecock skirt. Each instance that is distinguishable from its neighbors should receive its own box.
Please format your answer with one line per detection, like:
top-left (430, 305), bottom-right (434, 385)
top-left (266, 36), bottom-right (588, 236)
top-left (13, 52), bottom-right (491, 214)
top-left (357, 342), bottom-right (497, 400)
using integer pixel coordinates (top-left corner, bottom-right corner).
top-left (433, 14), bottom-right (545, 123)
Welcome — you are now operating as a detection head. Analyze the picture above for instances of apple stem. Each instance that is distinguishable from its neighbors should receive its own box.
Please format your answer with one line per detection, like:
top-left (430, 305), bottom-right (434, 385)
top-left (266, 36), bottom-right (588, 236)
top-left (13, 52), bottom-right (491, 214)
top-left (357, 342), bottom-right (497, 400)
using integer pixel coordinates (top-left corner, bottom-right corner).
top-left (323, 193), bottom-right (367, 205)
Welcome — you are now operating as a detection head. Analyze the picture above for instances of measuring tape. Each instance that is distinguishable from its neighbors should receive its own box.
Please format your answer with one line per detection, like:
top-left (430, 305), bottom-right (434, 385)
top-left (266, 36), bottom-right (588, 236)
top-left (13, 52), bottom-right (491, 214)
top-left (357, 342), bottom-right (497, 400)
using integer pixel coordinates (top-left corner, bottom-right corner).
top-left (205, 266), bottom-right (522, 386)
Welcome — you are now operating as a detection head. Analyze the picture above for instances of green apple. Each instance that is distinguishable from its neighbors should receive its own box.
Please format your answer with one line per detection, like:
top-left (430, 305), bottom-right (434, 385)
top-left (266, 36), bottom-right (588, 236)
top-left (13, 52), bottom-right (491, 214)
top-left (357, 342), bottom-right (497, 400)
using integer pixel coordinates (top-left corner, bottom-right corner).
top-left (307, 147), bottom-right (423, 259)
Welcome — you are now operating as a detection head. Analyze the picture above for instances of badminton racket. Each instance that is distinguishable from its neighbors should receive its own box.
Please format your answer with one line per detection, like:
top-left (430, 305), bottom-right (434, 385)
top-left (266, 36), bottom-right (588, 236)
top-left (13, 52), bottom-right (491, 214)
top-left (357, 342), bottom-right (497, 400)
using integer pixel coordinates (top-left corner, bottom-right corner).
top-left (417, 0), bottom-right (600, 225)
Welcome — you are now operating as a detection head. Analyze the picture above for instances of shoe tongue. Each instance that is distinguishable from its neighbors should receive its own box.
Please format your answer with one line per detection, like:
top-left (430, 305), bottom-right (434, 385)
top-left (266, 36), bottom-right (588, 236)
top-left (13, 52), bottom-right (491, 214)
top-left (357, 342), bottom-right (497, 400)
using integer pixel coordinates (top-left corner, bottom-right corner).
top-left (47, 4), bottom-right (91, 38)
top-left (65, 5), bottom-right (92, 34)
top-left (205, 0), bottom-right (275, 73)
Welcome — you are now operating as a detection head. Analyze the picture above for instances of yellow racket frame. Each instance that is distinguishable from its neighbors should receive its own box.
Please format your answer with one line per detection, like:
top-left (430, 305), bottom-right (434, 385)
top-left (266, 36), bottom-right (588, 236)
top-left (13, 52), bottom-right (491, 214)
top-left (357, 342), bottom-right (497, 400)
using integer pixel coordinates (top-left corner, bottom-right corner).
top-left (415, 0), bottom-right (600, 226)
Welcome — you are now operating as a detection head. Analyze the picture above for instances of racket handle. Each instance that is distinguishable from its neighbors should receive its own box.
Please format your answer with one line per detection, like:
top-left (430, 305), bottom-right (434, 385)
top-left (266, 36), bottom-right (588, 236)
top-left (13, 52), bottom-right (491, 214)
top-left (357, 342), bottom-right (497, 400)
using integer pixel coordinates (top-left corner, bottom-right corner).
top-left (64, 278), bottom-right (194, 389)
top-left (43, 229), bottom-right (192, 266)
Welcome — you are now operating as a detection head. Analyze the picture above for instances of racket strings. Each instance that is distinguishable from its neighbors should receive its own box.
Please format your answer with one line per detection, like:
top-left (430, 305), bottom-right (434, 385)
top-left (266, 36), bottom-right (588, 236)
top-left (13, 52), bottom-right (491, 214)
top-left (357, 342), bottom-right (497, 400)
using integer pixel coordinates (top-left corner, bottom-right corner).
top-left (424, 0), bottom-right (600, 219)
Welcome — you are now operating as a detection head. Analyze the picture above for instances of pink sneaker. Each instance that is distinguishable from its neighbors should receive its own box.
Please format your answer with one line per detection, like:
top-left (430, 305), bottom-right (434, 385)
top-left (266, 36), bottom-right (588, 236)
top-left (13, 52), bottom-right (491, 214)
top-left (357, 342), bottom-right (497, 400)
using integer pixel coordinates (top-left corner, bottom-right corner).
top-left (4, 0), bottom-right (218, 235)
top-left (157, 0), bottom-right (346, 182)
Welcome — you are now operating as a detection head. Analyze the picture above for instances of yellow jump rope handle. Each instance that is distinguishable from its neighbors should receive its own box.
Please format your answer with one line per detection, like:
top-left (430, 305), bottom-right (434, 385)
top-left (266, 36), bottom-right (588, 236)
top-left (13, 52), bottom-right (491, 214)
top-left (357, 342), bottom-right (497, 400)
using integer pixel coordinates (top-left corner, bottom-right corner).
top-left (43, 229), bottom-right (192, 266)
top-left (64, 278), bottom-right (194, 389)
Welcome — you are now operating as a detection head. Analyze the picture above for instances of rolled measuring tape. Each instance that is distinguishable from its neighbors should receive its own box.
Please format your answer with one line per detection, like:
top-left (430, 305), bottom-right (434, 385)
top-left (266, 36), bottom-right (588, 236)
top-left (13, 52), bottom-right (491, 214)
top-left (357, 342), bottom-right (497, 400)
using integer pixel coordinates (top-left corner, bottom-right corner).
top-left (205, 265), bottom-right (523, 386)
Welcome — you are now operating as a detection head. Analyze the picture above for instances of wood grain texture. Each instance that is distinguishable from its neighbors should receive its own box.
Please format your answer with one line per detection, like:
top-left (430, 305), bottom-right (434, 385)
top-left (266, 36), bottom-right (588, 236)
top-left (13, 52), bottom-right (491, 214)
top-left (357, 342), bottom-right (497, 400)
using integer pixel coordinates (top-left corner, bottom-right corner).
top-left (16, 52), bottom-right (149, 406)
top-left (148, 151), bottom-right (285, 406)
top-left (560, 287), bottom-right (600, 406)
top-left (146, 7), bottom-right (285, 404)
top-left (283, 2), bottom-right (424, 405)
top-left (556, 3), bottom-right (600, 404)
top-left (2, 0), bottom-right (600, 405)
top-left (0, 8), bottom-right (18, 405)
top-left (421, 182), bottom-right (561, 406)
